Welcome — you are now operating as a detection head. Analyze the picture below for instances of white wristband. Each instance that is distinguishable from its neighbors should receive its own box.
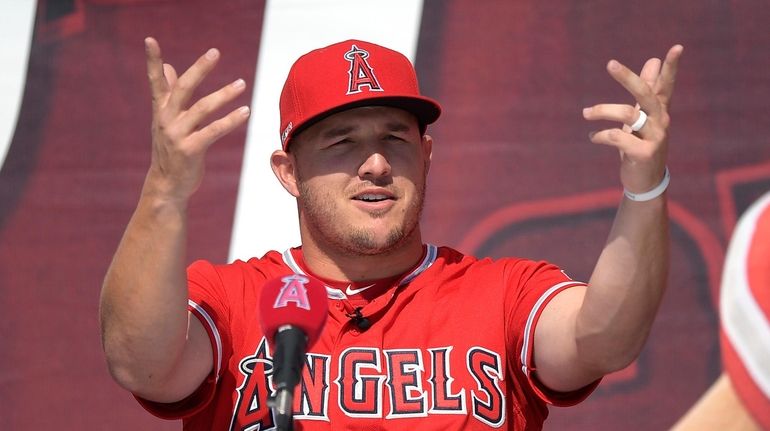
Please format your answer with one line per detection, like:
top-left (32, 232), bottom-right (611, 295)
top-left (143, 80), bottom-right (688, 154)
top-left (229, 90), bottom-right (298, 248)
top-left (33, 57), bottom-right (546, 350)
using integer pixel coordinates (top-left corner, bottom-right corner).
top-left (623, 167), bottom-right (670, 202)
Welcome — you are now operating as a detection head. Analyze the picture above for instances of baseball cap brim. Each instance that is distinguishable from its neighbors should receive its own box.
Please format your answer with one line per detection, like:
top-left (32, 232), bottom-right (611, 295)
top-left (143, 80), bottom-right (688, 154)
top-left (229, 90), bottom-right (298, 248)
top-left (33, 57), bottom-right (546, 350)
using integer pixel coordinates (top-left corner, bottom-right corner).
top-left (288, 94), bottom-right (441, 147)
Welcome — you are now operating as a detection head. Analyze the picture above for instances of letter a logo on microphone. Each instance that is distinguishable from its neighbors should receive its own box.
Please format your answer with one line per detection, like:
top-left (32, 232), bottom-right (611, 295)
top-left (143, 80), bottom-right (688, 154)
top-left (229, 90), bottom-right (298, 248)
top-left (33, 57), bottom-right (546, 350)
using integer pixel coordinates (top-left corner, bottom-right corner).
top-left (273, 274), bottom-right (312, 310)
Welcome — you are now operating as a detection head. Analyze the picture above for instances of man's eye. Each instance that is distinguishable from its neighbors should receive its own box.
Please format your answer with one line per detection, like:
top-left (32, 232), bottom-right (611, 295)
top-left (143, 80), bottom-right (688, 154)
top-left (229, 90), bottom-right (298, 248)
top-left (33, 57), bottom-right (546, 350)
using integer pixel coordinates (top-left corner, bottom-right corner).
top-left (327, 139), bottom-right (350, 148)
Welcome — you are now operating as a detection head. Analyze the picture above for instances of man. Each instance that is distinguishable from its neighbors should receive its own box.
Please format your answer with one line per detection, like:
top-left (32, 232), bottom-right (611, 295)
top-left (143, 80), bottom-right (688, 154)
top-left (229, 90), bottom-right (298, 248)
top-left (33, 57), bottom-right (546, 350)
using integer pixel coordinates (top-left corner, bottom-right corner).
top-left (99, 38), bottom-right (683, 429)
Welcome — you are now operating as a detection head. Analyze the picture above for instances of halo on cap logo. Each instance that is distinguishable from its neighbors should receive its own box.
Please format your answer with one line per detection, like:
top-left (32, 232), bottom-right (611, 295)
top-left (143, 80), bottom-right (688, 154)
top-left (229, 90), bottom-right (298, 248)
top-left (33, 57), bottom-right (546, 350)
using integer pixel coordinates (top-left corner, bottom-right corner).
top-left (344, 44), bottom-right (383, 95)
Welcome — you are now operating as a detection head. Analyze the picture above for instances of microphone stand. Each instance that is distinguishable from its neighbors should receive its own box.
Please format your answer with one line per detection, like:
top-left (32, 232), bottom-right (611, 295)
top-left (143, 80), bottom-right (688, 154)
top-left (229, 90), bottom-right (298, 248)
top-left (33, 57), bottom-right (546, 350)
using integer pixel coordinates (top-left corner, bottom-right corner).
top-left (267, 325), bottom-right (307, 431)
top-left (268, 389), bottom-right (294, 431)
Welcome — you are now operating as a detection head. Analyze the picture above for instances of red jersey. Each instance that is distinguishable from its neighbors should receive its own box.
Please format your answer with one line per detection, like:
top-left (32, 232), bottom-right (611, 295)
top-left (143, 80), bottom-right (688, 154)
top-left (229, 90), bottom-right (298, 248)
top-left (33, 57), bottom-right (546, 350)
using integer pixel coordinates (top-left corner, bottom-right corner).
top-left (138, 245), bottom-right (596, 430)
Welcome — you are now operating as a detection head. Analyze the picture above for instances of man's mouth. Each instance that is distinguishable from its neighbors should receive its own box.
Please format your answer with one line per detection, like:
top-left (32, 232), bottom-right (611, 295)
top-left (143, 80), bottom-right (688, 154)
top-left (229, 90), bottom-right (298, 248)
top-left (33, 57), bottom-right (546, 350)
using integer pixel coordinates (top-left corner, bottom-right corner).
top-left (353, 193), bottom-right (392, 203)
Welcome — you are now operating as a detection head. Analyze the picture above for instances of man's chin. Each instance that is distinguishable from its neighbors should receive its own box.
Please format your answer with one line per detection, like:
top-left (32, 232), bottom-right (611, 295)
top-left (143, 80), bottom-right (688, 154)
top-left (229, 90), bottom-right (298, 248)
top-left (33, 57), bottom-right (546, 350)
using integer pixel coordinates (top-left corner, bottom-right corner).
top-left (345, 227), bottom-right (410, 256)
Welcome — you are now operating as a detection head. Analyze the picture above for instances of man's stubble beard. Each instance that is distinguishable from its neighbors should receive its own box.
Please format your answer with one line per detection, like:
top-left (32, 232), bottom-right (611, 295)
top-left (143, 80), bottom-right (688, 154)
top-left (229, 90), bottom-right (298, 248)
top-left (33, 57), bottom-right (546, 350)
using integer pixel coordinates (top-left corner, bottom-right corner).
top-left (296, 176), bottom-right (426, 257)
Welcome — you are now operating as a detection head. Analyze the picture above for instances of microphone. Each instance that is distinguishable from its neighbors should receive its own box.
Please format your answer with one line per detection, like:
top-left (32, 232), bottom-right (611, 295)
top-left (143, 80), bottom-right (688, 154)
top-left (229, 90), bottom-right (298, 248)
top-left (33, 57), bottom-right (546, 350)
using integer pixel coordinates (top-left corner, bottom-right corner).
top-left (259, 274), bottom-right (328, 431)
top-left (346, 307), bottom-right (371, 331)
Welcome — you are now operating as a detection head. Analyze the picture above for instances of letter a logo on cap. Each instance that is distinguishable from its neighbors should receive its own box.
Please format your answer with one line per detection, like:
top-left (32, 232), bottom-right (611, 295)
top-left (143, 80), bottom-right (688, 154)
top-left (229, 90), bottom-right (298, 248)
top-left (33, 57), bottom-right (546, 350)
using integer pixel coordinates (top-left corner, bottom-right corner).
top-left (274, 274), bottom-right (311, 310)
top-left (344, 44), bottom-right (383, 95)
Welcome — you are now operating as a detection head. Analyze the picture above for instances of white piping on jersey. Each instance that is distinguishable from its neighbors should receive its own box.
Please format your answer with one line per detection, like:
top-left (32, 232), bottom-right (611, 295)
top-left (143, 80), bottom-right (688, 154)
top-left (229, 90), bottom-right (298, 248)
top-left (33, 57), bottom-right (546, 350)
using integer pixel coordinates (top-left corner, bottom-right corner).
top-left (401, 244), bottom-right (438, 286)
top-left (281, 244), bottom-right (439, 298)
top-left (282, 248), bottom-right (303, 274)
top-left (520, 281), bottom-right (586, 377)
top-left (720, 192), bottom-right (770, 398)
top-left (189, 299), bottom-right (223, 382)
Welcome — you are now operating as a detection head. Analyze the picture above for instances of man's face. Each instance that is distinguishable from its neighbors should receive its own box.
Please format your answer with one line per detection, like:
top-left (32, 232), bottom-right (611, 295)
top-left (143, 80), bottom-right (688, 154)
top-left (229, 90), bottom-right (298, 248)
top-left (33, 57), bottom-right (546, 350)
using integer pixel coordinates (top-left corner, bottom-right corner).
top-left (289, 106), bottom-right (432, 256)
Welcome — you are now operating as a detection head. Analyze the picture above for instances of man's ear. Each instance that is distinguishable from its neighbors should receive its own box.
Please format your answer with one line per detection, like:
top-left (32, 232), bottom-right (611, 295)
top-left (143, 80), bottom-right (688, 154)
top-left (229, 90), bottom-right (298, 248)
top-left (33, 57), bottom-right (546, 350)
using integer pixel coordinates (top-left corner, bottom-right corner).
top-left (270, 150), bottom-right (300, 197)
top-left (422, 134), bottom-right (434, 172)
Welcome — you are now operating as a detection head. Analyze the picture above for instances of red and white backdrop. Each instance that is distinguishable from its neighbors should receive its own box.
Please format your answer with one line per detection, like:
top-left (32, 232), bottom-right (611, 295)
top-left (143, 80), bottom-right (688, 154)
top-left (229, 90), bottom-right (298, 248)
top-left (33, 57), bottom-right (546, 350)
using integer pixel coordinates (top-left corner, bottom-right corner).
top-left (1, 0), bottom-right (768, 429)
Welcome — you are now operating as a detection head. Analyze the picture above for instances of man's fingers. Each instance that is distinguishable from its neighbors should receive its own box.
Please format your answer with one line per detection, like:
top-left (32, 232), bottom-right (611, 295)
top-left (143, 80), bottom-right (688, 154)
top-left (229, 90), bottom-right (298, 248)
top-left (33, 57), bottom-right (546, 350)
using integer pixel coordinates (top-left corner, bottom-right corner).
top-left (585, 103), bottom-right (662, 141)
top-left (167, 48), bottom-right (221, 112)
top-left (163, 63), bottom-right (178, 88)
top-left (180, 79), bottom-right (248, 135)
top-left (639, 57), bottom-right (661, 89)
top-left (654, 44), bottom-right (684, 109)
top-left (583, 103), bottom-right (639, 125)
top-left (589, 128), bottom-right (652, 159)
top-left (189, 106), bottom-right (251, 150)
top-left (145, 37), bottom-right (169, 106)
top-left (606, 59), bottom-right (661, 117)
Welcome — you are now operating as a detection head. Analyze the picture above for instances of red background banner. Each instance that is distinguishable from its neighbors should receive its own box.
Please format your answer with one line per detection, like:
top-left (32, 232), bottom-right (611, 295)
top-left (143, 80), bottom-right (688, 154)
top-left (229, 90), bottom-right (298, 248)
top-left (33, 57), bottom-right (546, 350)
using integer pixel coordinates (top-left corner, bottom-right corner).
top-left (0, 1), bottom-right (768, 429)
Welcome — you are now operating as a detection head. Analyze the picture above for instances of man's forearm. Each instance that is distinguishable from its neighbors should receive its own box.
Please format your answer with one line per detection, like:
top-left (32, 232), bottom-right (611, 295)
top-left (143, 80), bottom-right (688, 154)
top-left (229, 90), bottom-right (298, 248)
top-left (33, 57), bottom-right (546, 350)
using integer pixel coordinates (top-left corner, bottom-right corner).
top-left (99, 188), bottom-right (193, 394)
top-left (576, 195), bottom-right (669, 372)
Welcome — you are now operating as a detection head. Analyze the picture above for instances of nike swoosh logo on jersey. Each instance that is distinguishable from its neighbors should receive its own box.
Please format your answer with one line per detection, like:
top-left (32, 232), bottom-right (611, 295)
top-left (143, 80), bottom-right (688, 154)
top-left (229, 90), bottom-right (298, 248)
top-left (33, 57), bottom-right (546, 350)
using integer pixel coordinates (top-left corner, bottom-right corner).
top-left (345, 284), bottom-right (376, 295)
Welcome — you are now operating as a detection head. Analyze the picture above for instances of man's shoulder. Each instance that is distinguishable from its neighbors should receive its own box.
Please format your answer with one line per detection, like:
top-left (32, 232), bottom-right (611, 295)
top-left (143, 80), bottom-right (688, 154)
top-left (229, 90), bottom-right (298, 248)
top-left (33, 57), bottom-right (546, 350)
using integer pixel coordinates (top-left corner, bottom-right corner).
top-left (433, 244), bottom-right (537, 267)
top-left (187, 250), bottom-right (290, 282)
top-left (431, 245), bottom-right (545, 279)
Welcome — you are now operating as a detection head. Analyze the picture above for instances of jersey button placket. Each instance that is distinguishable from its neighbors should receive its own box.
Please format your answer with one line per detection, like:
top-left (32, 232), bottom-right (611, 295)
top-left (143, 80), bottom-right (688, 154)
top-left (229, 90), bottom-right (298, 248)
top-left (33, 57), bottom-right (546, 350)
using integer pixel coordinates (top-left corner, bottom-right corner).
top-left (330, 300), bottom-right (349, 345)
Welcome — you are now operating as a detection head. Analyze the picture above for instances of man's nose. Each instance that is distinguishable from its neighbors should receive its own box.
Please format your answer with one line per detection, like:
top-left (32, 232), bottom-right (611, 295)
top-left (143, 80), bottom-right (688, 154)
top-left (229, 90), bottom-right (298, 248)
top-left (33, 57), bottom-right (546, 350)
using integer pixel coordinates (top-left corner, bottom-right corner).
top-left (358, 151), bottom-right (392, 179)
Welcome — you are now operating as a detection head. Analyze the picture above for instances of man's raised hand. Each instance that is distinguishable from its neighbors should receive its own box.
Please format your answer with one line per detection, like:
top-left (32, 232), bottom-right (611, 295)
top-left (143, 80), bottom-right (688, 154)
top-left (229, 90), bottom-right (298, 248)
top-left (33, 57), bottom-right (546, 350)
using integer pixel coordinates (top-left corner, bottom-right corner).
top-left (143, 37), bottom-right (250, 203)
top-left (583, 45), bottom-right (683, 196)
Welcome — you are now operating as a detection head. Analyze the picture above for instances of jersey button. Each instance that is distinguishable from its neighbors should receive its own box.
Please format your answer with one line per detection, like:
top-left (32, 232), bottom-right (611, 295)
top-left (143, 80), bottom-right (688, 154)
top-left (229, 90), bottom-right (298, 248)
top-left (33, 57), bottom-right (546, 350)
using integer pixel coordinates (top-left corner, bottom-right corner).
top-left (350, 328), bottom-right (360, 335)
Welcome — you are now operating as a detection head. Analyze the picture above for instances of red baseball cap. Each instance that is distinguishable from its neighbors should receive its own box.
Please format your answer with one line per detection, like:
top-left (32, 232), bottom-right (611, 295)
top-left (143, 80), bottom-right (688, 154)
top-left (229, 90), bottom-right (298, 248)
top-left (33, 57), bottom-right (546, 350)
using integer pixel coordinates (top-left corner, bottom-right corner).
top-left (278, 39), bottom-right (442, 150)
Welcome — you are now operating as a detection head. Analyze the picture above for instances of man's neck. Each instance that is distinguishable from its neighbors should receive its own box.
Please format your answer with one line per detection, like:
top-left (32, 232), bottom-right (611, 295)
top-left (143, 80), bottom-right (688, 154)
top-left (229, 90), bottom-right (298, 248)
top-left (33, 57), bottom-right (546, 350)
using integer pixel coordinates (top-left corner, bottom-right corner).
top-left (298, 231), bottom-right (425, 282)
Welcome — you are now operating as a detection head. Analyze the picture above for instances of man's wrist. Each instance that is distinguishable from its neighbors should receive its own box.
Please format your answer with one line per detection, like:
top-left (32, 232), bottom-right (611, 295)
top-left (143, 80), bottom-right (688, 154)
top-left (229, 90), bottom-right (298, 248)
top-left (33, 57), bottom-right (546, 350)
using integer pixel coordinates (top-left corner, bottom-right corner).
top-left (623, 167), bottom-right (670, 202)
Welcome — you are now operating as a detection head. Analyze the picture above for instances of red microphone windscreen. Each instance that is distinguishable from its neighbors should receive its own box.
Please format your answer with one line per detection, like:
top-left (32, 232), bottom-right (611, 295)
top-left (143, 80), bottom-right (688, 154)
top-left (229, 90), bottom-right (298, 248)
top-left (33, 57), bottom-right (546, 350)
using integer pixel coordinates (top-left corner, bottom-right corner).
top-left (258, 274), bottom-right (328, 346)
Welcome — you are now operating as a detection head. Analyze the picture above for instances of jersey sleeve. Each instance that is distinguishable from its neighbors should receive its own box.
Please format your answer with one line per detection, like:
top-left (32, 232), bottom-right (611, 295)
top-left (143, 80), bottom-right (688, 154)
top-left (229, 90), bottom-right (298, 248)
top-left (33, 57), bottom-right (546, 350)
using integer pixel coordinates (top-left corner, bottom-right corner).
top-left (135, 259), bottom-right (234, 419)
top-left (503, 259), bottom-right (598, 407)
